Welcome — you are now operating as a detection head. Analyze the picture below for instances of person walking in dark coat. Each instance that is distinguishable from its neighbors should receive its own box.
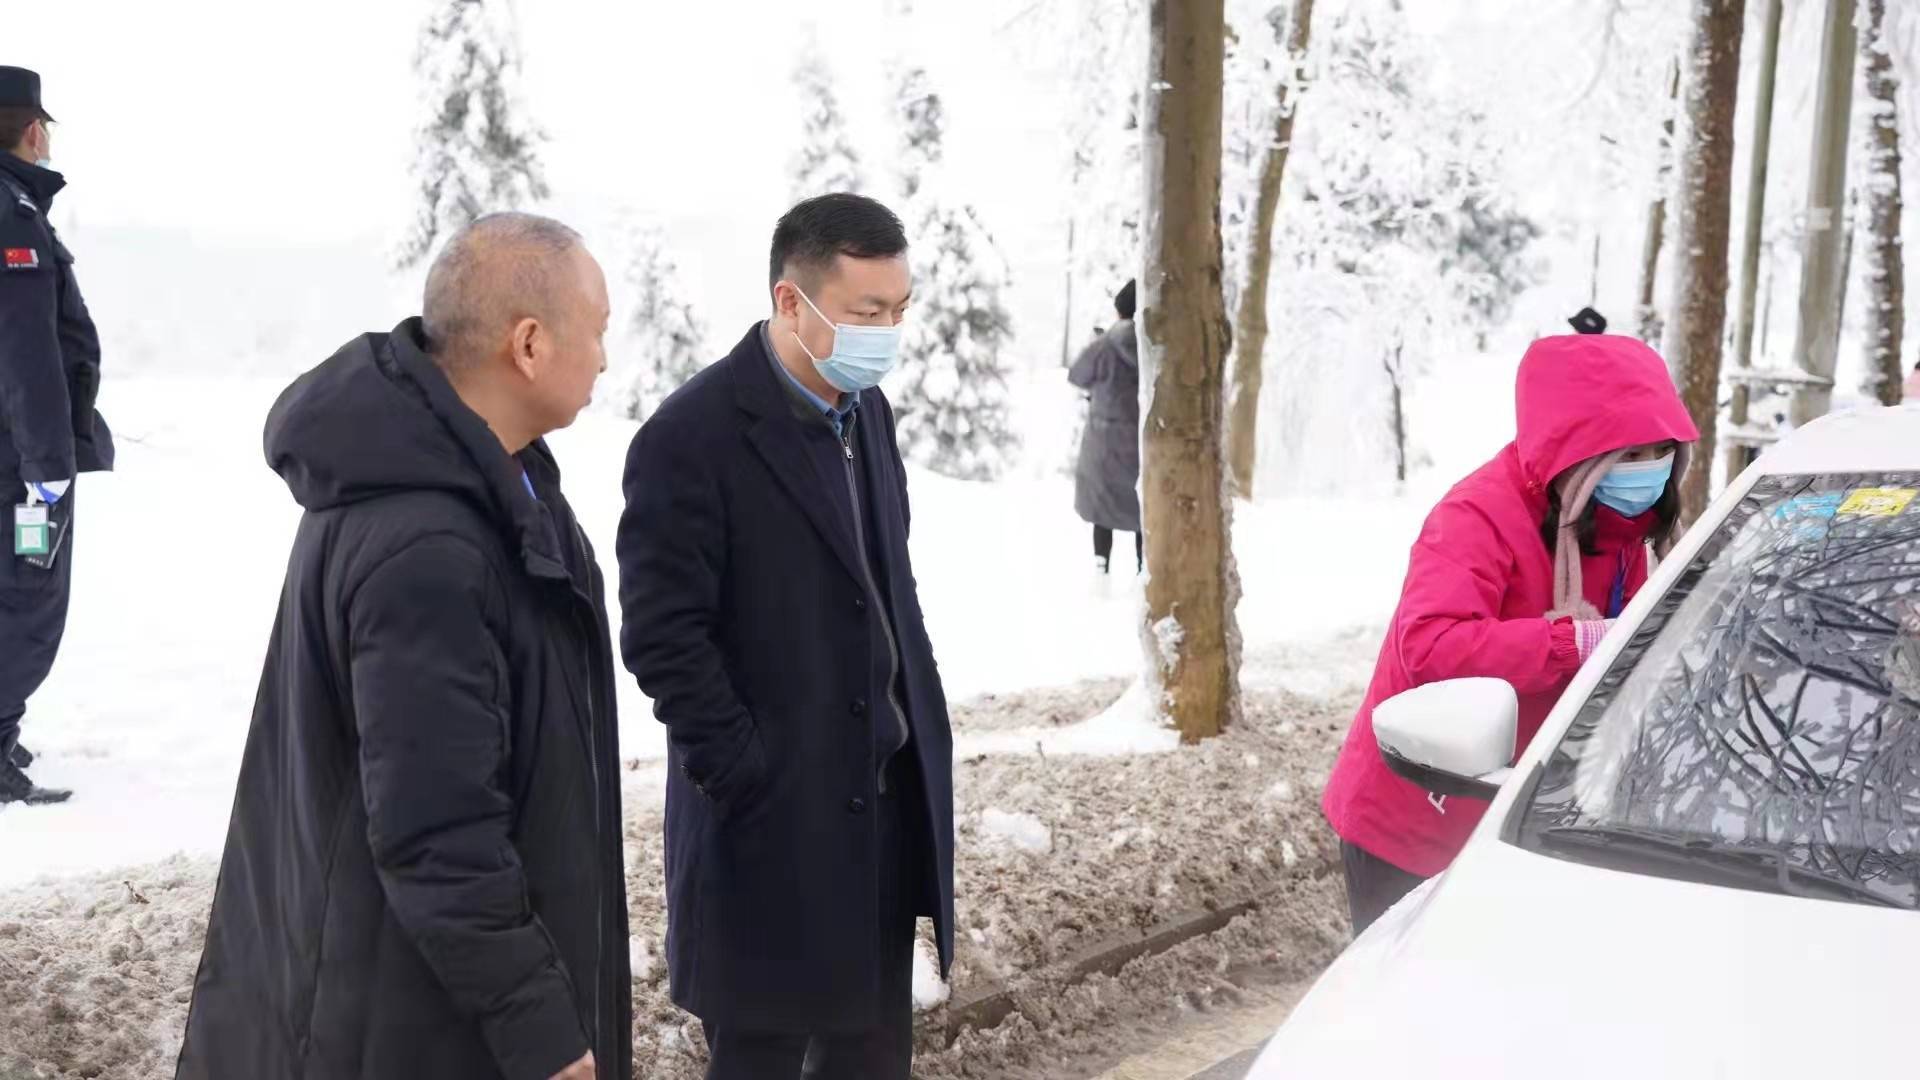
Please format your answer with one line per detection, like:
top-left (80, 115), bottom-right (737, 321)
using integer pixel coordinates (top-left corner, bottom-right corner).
top-left (1068, 280), bottom-right (1141, 574)
top-left (175, 214), bottom-right (630, 1080)
top-left (618, 193), bottom-right (954, 1080)
top-left (0, 67), bottom-right (114, 805)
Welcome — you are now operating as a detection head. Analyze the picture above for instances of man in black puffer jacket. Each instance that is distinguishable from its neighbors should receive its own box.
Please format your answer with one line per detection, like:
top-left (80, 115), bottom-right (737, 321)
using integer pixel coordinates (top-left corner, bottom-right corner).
top-left (176, 213), bottom-right (630, 1080)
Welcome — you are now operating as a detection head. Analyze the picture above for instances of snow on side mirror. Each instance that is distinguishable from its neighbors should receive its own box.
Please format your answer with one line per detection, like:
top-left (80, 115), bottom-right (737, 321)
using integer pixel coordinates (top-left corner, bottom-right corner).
top-left (1372, 678), bottom-right (1519, 802)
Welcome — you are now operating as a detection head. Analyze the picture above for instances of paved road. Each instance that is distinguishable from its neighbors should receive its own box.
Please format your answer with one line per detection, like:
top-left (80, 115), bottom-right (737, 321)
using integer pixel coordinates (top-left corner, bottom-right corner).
top-left (1187, 1042), bottom-right (1269, 1079)
top-left (1090, 993), bottom-right (1295, 1080)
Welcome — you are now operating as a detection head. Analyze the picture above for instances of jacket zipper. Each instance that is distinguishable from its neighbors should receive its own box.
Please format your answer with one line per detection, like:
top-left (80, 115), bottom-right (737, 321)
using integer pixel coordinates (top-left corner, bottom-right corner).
top-left (840, 425), bottom-right (910, 793)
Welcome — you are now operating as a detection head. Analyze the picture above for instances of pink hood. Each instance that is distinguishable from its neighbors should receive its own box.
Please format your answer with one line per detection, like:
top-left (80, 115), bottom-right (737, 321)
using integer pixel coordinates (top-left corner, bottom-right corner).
top-left (1513, 334), bottom-right (1701, 493)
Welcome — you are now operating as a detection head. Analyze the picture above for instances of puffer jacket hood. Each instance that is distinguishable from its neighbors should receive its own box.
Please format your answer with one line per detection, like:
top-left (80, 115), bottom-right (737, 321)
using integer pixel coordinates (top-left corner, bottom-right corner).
top-left (1513, 334), bottom-right (1701, 493)
top-left (264, 316), bottom-right (568, 580)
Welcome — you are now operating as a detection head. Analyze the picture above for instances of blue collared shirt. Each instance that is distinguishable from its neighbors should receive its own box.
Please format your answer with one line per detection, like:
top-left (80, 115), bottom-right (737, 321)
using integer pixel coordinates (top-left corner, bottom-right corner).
top-left (762, 322), bottom-right (859, 438)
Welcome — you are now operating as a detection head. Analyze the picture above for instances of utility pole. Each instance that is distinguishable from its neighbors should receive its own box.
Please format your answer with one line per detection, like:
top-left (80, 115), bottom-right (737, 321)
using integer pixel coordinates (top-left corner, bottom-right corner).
top-left (1789, 0), bottom-right (1859, 427)
top-left (1725, 0), bottom-right (1784, 479)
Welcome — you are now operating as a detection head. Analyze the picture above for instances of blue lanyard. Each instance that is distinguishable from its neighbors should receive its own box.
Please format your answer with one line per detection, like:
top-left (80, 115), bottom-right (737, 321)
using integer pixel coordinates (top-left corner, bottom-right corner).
top-left (1606, 550), bottom-right (1629, 619)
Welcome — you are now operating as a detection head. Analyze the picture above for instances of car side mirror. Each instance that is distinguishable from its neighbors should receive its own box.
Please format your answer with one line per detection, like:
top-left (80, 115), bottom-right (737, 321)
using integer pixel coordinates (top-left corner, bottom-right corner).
top-left (1372, 678), bottom-right (1519, 801)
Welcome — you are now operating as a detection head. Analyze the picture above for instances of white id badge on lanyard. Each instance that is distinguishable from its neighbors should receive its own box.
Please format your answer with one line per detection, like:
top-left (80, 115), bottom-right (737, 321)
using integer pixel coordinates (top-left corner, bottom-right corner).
top-left (13, 503), bottom-right (49, 557)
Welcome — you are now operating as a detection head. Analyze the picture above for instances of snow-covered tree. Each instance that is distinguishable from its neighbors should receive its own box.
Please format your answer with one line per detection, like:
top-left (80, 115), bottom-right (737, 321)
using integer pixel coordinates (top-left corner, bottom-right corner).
top-left (889, 65), bottom-right (1020, 480)
top-left (607, 223), bottom-right (710, 423)
top-left (1224, 0), bottom-right (1318, 497)
top-left (397, 0), bottom-right (549, 269)
top-left (1261, 1), bottom-right (1540, 493)
top-left (790, 42), bottom-right (867, 201)
top-left (1221, 0), bottom-right (1299, 313)
top-left (893, 65), bottom-right (942, 201)
top-left (1442, 189), bottom-right (1546, 348)
top-left (1054, 0), bottom-right (1149, 331)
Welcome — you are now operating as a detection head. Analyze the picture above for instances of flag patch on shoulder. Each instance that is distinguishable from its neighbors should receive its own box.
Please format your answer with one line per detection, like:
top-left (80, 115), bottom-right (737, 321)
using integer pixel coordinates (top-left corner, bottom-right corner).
top-left (2, 248), bottom-right (38, 270)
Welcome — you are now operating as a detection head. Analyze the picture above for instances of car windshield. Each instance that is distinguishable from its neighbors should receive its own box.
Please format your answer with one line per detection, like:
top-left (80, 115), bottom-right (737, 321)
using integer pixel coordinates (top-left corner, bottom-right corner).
top-left (1514, 472), bottom-right (1920, 909)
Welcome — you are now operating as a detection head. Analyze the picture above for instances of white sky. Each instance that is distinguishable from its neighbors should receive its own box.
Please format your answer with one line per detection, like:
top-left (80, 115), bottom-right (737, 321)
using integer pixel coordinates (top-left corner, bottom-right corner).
top-left (13, 0), bottom-right (1080, 344)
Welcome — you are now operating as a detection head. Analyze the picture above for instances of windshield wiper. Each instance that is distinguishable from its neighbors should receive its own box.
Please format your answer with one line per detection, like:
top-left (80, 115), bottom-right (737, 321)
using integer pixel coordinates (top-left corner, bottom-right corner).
top-left (1534, 825), bottom-right (1915, 910)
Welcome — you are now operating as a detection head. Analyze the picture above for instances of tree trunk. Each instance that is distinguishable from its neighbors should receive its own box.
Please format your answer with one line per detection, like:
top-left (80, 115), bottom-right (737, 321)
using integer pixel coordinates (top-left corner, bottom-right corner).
top-left (1725, 0), bottom-right (1784, 482)
top-left (1061, 218), bottom-right (1077, 368)
top-left (1140, 0), bottom-right (1239, 743)
top-left (1860, 0), bottom-right (1905, 405)
top-left (1588, 231), bottom-right (1602, 305)
top-left (1790, 0), bottom-right (1859, 426)
top-left (1225, 0), bottom-right (1316, 500)
top-left (1636, 202), bottom-right (1669, 343)
top-left (1636, 59), bottom-right (1683, 344)
top-left (1663, 0), bottom-right (1746, 525)
top-left (1386, 343), bottom-right (1407, 486)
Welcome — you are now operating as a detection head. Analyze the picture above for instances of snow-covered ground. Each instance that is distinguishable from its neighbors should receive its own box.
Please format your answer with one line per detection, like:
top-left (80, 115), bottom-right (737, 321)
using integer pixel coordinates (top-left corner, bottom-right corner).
top-left (0, 365), bottom-right (1459, 887)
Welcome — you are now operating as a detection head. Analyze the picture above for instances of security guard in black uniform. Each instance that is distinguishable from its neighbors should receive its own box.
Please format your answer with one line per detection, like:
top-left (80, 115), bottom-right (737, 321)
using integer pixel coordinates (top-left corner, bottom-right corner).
top-left (0, 67), bottom-right (113, 805)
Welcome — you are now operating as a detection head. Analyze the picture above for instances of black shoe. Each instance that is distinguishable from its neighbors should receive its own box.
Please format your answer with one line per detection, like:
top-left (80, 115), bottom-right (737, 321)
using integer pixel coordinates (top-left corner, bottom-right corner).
top-left (0, 763), bottom-right (69, 805)
top-left (8, 743), bottom-right (31, 769)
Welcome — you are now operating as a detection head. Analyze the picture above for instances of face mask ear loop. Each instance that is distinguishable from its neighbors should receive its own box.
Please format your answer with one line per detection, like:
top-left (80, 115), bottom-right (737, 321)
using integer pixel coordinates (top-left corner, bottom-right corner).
top-left (788, 283), bottom-right (835, 365)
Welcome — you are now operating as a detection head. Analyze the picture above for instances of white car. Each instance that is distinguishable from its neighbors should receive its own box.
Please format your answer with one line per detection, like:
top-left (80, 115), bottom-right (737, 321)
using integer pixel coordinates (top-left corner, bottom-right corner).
top-left (1252, 406), bottom-right (1920, 1079)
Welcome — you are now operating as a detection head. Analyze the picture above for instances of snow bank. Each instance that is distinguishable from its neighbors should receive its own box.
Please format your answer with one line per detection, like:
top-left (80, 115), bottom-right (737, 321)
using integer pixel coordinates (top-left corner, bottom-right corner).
top-left (978, 808), bottom-right (1053, 853)
top-left (951, 677), bottom-right (1179, 758)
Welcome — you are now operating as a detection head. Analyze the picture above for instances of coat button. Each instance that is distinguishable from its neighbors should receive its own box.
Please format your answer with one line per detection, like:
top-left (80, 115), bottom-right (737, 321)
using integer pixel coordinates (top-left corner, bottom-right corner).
top-left (848, 798), bottom-right (868, 814)
top-left (851, 698), bottom-right (868, 716)
top-left (854, 596), bottom-right (868, 612)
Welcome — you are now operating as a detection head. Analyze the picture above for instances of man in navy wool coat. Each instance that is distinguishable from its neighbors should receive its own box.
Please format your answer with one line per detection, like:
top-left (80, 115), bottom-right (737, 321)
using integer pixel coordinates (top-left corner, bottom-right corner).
top-left (618, 193), bottom-right (955, 1080)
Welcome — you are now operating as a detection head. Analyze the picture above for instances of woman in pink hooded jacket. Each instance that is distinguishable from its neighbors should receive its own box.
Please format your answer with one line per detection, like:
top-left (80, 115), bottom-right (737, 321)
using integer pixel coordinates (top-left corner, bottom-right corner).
top-left (1322, 331), bottom-right (1700, 934)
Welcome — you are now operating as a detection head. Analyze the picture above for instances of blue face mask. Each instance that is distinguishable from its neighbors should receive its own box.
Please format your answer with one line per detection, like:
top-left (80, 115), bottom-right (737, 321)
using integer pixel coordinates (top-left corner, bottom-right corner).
top-left (791, 286), bottom-right (903, 393)
top-left (1594, 453), bottom-right (1675, 517)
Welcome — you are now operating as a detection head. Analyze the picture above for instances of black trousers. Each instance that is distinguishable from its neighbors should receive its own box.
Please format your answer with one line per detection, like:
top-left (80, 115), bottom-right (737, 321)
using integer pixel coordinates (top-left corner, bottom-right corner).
top-left (702, 758), bottom-right (923, 1080)
top-left (1340, 841), bottom-right (1426, 937)
top-left (1092, 524), bottom-right (1142, 572)
top-left (0, 482), bottom-right (74, 761)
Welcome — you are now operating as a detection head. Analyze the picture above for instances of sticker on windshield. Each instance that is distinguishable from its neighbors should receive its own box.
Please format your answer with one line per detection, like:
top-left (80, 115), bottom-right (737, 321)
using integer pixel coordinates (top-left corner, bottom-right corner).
top-left (1775, 492), bottom-right (1844, 521)
top-left (1838, 488), bottom-right (1917, 517)
top-left (1772, 492), bottom-right (1845, 540)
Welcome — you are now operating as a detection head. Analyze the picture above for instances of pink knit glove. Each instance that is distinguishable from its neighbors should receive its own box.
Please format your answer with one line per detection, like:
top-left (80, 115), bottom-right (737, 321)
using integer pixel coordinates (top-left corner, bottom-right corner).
top-left (1574, 619), bottom-right (1617, 664)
